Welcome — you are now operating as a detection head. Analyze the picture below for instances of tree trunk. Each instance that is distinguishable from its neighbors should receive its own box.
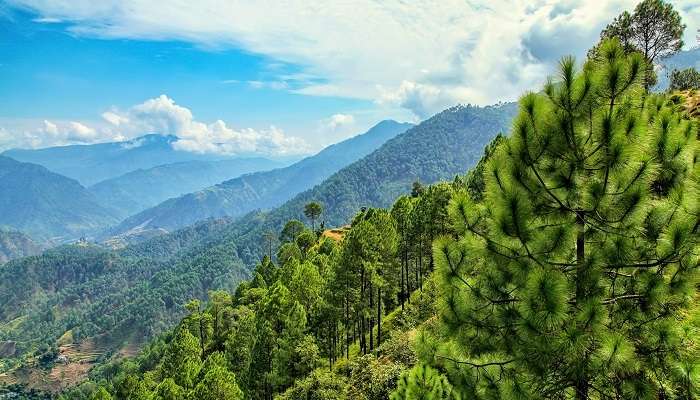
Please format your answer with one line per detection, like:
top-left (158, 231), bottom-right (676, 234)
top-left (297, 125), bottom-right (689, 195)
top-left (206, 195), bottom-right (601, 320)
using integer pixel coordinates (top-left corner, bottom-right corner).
top-left (400, 250), bottom-right (405, 310)
top-left (575, 211), bottom-right (589, 400)
top-left (377, 286), bottom-right (382, 346)
top-left (345, 294), bottom-right (350, 359)
top-left (369, 280), bottom-right (374, 351)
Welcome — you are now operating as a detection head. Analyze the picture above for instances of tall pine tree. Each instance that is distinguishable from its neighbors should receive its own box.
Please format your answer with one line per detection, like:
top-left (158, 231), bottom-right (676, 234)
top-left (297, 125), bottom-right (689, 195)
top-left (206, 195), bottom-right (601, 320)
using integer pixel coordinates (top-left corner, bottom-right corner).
top-left (428, 39), bottom-right (698, 399)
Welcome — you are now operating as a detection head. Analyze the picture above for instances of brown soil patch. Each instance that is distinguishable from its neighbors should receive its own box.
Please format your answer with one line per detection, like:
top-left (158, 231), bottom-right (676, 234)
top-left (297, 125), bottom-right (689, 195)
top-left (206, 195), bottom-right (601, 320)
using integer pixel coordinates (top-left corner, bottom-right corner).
top-left (322, 226), bottom-right (350, 242)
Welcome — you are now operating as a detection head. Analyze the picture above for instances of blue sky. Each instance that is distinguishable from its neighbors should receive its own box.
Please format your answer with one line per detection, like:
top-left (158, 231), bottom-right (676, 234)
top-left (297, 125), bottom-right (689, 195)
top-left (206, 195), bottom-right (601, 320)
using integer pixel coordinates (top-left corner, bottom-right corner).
top-left (1, 1), bottom-right (698, 156)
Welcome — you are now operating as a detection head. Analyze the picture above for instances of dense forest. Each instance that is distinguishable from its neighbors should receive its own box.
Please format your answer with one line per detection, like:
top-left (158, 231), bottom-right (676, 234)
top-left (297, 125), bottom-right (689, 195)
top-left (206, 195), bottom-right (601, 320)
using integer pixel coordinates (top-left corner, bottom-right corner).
top-left (59, 147), bottom-right (483, 400)
top-left (0, 218), bottom-right (249, 376)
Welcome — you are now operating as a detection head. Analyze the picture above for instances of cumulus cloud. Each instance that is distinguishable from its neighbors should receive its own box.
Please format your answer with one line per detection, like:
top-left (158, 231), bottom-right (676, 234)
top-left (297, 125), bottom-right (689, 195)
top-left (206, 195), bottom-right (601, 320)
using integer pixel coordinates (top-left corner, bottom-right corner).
top-left (0, 95), bottom-right (310, 156)
top-left (6, 0), bottom-right (698, 118)
top-left (315, 113), bottom-right (357, 145)
top-left (321, 114), bottom-right (355, 131)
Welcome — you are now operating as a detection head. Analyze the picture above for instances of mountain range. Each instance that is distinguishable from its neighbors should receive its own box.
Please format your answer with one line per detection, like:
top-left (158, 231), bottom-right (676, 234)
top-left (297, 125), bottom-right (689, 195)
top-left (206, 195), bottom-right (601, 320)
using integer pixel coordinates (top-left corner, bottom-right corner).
top-left (1, 134), bottom-right (260, 186)
top-left (108, 120), bottom-right (413, 236)
top-left (0, 156), bottom-right (119, 241)
top-left (88, 157), bottom-right (286, 218)
top-left (217, 103), bottom-right (518, 266)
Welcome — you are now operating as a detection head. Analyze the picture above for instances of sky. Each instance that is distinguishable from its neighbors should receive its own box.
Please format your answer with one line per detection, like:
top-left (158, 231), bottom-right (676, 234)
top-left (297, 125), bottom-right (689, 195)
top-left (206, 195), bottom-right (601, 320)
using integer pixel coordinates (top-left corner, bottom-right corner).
top-left (1, 0), bottom-right (699, 157)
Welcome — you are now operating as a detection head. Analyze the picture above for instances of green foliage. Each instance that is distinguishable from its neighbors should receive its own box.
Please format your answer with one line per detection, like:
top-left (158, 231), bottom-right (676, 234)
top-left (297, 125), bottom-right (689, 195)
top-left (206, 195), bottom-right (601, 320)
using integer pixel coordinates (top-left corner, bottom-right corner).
top-left (0, 218), bottom-right (248, 369)
top-left (670, 68), bottom-right (700, 91)
top-left (153, 378), bottom-right (184, 400)
top-left (346, 354), bottom-right (405, 400)
top-left (391, 363), bottom-right (455, 400)
top-left (280, 219), bottom-right (305, 243)
top-left (304, 201), bottom-right (323, 230)
top-left (598, 0), bottom-right (685, 88)
top-left (90, 387), bottom-right (113, 400)
top-left (426, 40), bottom-right (699, 398)
top-left (161, 328), bottom-right (201, 389)
top-left (192, 352), bottom-right (243, 400)
top-left (276, 369), bottom-right (348, 400)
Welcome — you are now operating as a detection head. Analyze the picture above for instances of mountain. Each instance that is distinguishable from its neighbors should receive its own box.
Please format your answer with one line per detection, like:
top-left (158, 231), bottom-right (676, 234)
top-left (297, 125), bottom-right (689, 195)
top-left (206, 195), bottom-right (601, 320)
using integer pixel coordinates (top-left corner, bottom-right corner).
top-left (0, 103), bottom-right (515, 393)
top-left (0, 229), bottom-right (45, 263)
top-left (225, 103), bottom-right (518, 265)
top-left (2, 134), bottom-right (257, 186)
top-left (0, 156), bottom-right (119, 241)
top-left (108, 120), bottom-right (413, 236)
top-left (88, 157), bottom-right (286, 218)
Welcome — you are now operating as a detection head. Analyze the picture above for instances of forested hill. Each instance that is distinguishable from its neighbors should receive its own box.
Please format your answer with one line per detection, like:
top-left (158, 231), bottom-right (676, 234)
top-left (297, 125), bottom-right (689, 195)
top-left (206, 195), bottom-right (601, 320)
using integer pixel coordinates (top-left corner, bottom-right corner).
top-left (222, 102), bottom-right (517, 266)
top-left (0, 156), bottom-right (119, 241)
top-left (0, 229), bottom-right (45, 263)
top-left (0, 218), bottom-right (249, 382)
top-left (108, 120), bottom-right (412, 236)
top-left (88, 157), bottom-right (285, 218)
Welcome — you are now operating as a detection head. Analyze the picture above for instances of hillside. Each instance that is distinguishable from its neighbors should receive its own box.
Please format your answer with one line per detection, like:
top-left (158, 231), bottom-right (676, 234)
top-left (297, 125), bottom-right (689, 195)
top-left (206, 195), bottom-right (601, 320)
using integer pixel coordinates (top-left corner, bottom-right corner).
top-left (53, 104), bottom-right (516, 399)
top-left (0, 218), bottom-right (247, 378)
top-left (0, 156), bottom-right (119, 241)
top-left (0, 229), bottom-right (45, 264)
top-left (108, 120), bottom-right (413, 236)
top-left (2, 134), bottom-right (252, 186)
top-left (88, 158), bottom-right (285, 218)
top-left (0, 103), bottom-right (511, 392)
top-left (222, 103), bottom-right (517, 266)
top-left (57, 69), bottom-right (700, 400)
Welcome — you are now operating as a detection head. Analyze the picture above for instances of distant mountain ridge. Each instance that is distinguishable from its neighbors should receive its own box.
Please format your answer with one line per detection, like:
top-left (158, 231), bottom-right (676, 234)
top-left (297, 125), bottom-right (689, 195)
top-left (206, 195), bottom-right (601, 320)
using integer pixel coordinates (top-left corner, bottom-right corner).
top-left (0, 156), bottom-right (119, 241)
top-left (88, 157), bottom-right (287, 218)
top-left (2, 134), bottom-right (256, 186)
top-left (108, 120), bottom-right (413, 236)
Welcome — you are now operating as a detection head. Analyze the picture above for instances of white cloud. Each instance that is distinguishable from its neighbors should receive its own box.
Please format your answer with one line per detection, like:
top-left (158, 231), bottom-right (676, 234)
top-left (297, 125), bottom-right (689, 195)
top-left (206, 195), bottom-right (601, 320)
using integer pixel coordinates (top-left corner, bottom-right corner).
top-left (7, 0), bottom-right (699, 118)
top-left (315, 113), bottom-right (357, 146)
top-left (0, 95), bottom-right (310, 156)
top-left (321, 114), bottom-right (355, 131)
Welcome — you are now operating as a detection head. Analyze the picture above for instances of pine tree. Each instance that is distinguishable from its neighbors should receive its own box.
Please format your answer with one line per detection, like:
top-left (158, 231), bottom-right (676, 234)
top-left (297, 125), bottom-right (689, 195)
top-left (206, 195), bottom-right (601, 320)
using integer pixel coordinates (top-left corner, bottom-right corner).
top-left (153, 378), bottom-right (185, 400)
top-left (90, 387), bottom-right (113, 400)
top-left (160, 328), bottom-right (202, 390)
top-left (429, 39), bottom-right (698, 399)
top-left (192, 352), bottom-right (244, 400)
top-left (391, 363), bottom-right (455, 400)
top-left (304, 202), bottom-right (323, 231)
